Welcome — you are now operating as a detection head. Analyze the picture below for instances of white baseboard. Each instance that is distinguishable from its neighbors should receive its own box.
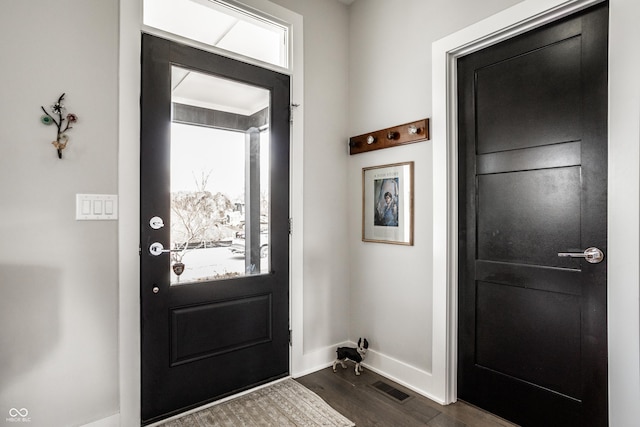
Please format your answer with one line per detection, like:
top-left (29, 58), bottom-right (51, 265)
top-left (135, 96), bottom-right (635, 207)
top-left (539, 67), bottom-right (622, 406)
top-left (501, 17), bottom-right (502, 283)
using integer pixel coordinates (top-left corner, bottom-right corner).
top-left (81, 413), bottom-right (120, 427)
top-left (362, 349), bottom-right (445, 405)
top-left (292, 342), bottom-right (347, 378)
top-left (292, 340), bottom-right (445, 406)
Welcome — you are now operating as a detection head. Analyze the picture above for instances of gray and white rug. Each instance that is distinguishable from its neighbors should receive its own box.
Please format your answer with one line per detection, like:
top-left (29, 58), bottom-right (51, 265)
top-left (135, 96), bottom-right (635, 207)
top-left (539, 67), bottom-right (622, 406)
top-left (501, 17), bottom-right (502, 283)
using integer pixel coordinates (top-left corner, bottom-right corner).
top-left (161, 378), bottom-right (354, 426)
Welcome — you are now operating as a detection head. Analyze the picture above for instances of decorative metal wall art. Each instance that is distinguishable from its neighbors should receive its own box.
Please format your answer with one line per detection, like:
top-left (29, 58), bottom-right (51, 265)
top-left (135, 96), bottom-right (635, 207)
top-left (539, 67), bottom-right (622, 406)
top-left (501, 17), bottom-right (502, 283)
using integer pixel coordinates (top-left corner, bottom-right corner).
top-left (40, 93), bottom-right (78, 159)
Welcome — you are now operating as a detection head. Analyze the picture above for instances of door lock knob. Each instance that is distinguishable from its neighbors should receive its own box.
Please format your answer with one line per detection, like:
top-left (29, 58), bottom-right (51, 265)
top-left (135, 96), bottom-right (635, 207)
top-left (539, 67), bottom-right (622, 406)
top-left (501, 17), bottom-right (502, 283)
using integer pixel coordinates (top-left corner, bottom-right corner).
top-left (149, 216), bottom-right (165, 230)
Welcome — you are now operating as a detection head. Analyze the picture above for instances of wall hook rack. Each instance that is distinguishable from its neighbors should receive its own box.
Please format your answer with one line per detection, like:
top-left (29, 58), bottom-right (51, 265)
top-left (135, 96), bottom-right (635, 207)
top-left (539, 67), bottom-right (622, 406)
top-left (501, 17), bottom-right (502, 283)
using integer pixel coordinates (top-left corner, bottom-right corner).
top-left (348, 118), bottom-right (429, 155)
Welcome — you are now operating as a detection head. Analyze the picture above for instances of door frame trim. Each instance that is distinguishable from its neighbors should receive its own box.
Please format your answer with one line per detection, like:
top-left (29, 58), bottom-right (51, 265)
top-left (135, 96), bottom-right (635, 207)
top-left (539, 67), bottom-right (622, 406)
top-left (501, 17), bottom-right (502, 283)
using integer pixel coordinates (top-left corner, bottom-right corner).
top-left (118, 1), bottom-right (304, 425)
top-left (431, 0), bottom-right (605, 406)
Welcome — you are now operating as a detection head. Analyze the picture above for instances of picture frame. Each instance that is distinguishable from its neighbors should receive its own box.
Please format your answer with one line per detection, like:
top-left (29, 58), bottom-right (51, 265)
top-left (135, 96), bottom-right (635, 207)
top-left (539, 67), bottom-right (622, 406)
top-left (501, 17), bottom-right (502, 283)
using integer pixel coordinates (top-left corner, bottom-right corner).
top-left (362, 161), bottom-right (414, 245)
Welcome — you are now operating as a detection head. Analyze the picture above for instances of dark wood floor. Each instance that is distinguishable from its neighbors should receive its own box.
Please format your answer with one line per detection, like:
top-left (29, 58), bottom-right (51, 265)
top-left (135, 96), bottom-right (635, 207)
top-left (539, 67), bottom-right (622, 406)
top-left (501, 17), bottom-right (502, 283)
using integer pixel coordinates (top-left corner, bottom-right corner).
top-left (296, 366), bottom-right (518, 427)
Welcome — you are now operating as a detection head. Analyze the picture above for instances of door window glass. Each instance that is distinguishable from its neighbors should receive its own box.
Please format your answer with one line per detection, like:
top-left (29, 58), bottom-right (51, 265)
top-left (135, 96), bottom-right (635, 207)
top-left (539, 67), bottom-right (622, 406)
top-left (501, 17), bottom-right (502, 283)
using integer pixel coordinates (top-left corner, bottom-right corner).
top-left (144, 0), bottom-right (288, 68)
top-left (170, 66), bottom-right (270, 285)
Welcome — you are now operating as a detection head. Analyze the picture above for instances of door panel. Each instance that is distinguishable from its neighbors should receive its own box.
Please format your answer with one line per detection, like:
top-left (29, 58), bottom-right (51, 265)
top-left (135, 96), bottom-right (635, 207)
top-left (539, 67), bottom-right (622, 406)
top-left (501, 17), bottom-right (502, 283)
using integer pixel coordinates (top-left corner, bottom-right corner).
top-left (457, 3), bottom-right (608, 426)
top-left (140, 34), bottom-right (290, 425)
top-left (478, 167), bottom-right (582, 267)
top-left (170, 294), bottom-right (272, 366)
top-left (476, 281), bottom-right (582, 398)
top-left (476, 36), bottom-right (582, 153)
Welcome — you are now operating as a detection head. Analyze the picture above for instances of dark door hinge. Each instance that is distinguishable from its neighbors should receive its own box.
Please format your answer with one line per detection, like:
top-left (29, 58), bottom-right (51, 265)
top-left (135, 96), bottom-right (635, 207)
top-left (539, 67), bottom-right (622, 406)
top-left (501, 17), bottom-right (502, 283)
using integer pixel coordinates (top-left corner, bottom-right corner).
top-left (290, 103), bottom-right (300, 124)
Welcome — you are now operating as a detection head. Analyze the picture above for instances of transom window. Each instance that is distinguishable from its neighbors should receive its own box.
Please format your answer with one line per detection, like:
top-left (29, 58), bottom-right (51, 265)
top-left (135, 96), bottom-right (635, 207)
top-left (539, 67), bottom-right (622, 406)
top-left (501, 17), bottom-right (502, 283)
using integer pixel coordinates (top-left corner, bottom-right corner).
top-left (143, 0), bottom-right (289, 68)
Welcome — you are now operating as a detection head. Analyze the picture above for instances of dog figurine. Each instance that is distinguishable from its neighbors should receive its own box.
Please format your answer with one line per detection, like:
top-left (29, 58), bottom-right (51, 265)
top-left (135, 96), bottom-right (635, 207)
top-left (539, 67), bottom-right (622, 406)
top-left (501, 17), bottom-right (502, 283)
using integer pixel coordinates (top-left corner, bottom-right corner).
top-left (333, 338), bottom-right (369, 376)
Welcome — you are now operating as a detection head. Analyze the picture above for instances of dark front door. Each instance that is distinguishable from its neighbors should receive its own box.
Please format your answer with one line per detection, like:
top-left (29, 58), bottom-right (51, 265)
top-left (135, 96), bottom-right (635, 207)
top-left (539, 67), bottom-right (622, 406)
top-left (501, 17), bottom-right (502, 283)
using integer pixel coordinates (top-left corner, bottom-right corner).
top-left (457, 3), bottom-right (608, 426)
top-left (140, 34), bottom-right (291, 425)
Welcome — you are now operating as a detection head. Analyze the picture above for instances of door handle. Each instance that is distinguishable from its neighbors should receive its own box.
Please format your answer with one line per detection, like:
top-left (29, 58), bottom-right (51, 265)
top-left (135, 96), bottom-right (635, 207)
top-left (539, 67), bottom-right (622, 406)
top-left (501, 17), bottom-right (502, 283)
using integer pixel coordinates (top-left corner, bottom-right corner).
top-left (557, 247), bottom-right (604, 264)
top-left (149, 242), bottom-right (181, 256)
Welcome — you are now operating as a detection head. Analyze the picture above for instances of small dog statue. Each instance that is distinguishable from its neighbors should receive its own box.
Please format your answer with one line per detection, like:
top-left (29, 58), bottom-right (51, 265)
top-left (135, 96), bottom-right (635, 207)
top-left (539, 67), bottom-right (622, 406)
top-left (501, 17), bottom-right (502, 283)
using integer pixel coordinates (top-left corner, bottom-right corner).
top-left (333, 338), bottom-right (369, 376)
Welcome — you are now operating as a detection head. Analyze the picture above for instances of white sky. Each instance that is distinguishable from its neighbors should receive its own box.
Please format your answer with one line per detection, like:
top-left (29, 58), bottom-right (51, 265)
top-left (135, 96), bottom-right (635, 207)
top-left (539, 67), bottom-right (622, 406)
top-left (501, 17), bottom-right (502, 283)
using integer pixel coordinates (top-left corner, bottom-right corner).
top-left (170, 123), bottom-right (270, 202)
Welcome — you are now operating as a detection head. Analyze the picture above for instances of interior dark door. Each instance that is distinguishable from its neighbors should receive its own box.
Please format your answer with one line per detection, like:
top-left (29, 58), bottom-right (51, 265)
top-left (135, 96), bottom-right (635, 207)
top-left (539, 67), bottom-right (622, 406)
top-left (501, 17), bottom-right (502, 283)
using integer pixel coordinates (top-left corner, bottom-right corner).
top-left (140, 34), bottom-right (290, 425)
top-left (457, 3), bottom-right (608, 426)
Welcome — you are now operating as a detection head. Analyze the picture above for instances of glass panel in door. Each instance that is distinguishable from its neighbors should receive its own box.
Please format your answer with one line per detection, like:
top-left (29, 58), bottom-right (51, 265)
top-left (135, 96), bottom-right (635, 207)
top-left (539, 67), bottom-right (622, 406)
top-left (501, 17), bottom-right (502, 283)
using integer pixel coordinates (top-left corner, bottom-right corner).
top-left (169, 66), bottom-right (270, 285)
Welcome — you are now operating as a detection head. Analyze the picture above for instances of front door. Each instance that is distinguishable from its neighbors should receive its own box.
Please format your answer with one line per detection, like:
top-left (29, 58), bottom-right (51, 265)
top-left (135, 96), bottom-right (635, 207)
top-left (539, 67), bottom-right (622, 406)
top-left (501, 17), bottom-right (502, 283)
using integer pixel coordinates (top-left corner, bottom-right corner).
top-left (457, 3), bottom-right (608, 426)
top-left (140, 34), bottom-right (291, 424)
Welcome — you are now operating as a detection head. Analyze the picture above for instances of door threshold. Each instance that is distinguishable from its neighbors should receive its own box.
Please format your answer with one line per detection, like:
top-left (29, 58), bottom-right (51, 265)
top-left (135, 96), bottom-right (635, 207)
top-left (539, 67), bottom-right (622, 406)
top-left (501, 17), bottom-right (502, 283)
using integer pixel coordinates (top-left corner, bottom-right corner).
top-left (146, 376), bottom-right (292, 426)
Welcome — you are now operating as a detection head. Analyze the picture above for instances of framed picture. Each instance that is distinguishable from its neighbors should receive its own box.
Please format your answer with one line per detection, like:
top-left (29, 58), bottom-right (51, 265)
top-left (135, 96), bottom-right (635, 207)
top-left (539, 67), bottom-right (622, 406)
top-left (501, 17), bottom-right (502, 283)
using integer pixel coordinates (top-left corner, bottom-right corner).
top-left (362, 161), bottom-right (414, 245)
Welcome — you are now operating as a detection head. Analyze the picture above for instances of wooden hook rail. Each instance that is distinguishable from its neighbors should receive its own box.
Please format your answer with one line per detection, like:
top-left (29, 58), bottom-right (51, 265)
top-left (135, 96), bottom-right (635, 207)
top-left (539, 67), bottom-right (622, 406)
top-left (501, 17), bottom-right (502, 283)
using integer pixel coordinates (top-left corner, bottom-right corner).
top-left (348, 118), bottom-right (429, 155)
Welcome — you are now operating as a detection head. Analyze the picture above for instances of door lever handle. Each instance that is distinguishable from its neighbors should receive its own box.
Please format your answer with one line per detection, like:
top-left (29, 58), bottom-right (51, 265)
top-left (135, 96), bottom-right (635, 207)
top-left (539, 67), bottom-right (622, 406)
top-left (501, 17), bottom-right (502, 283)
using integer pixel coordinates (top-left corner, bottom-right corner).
top-left (149, 242), bottom-right (181, 256)
top-left (557, 247), bottom-right (604, 264)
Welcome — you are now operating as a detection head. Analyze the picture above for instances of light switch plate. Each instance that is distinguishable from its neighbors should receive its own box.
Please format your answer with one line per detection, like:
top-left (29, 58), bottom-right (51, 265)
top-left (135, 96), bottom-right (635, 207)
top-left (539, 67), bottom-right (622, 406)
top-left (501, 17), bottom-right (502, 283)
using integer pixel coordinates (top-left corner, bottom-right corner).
top-left (76, 194), bottom-right (118, 220)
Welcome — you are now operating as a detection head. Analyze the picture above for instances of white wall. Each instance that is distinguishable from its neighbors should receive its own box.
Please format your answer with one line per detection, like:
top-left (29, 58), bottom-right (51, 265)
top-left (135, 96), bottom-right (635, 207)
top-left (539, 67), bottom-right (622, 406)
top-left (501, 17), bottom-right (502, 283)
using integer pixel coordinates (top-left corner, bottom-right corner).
top-left (0, 1), bottom-right (119, 427)
top-left (268, 0), bottom-right (352, 368)
top-left (347, 0), bottom-right (522, 395)
top-left (607, 0), bottom-right (640, 423)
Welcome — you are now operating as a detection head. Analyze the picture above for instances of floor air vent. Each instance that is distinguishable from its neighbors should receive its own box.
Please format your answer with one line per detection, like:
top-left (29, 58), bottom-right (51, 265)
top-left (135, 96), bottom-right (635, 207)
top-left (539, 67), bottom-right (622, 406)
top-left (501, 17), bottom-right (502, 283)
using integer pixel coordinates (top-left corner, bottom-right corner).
top-left (371, 381), bottom-right (411, 403)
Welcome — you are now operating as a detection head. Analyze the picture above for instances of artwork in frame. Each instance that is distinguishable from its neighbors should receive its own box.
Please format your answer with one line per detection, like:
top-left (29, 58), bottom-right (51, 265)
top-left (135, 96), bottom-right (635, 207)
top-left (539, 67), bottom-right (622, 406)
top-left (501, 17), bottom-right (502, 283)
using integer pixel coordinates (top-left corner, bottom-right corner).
top-left (362, 161), bottom-right (414, 245)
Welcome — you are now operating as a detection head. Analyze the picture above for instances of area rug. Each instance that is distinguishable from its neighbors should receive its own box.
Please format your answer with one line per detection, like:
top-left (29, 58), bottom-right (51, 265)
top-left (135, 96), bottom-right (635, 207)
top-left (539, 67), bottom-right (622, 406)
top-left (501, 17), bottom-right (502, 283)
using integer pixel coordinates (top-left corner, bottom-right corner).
top-left (160, 378), bottom-right (355, 426)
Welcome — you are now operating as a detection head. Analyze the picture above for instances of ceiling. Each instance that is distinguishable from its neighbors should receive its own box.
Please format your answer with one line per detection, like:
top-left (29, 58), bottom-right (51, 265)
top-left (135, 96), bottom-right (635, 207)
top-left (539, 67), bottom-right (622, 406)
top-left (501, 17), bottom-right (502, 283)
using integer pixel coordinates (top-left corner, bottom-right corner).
top-left (172, 67), bottom-right (269, 116)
